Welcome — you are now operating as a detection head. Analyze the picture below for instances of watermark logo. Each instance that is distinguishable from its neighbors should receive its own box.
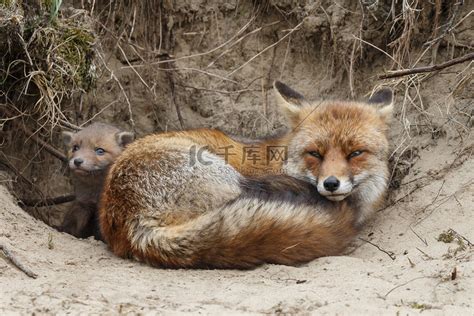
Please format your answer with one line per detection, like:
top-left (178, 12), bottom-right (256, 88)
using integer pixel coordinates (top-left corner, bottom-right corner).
top-left (189, 145), bottom-right (287, 167)
top-left (216, 145), bottom-right (236, 163)
top-left (242, 145), bottom-right (261, 165)
top-left (267, 146), bottom-right (288, 164)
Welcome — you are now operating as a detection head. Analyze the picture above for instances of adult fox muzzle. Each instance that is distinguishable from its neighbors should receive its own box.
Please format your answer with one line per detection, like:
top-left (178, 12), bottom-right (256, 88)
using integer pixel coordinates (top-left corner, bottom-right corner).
top-left (99, 81), bottom-right (394, 268)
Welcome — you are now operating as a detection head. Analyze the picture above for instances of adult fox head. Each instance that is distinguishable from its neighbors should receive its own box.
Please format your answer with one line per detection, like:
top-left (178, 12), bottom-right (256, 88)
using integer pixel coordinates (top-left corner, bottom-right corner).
top-left (274, 81), bottom-right (393, 210)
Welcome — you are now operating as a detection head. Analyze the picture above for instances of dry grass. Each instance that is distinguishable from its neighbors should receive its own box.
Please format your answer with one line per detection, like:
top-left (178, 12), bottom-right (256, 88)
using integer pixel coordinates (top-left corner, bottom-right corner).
top-left (339, 0), bottom-right (471, 193)
top-left (0, 2), bottom-right (98, 221)
top-left (0, 4), bottom-right (97, 131)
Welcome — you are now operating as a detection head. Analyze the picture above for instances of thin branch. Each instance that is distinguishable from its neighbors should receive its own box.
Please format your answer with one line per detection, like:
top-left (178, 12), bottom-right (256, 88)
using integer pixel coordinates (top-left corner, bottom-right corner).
top-left (0, 108), bottom-right (67, 163)
top-left (409, 226), bottom-right (428, 246)
top-left (125, 66), bottom-right (240, 85)
top-left (176, 83), bottom-right (259, 95)
top-left (97, 52), bottom-right (136, 129)
top-left (353, 35), bottom-right (403, 68)
top-left (417, 180), bottom-right (445, 215)
top-left (18, 194), bottom-right (76, 207)
top-left (226, 21), bottom-right (304, 78)
top-left (382, 276), bottom-right (428, 299)
top-left (377, 184), bottom-right (425, 212)
top-left (162, 57), bottom-right (184, 129)
top-left (359, 238), bottom-right (396, 260)
top-left (379, 52), bottom-right (474, 79)
top-left (206, 20), bottom-right (281, 68)
top-left (148, 15), bottom-right (257, 66)
top-left (21, 125), bottom-right (67, 163)
top-left (0, 243), bottom-right (38, 279)
top-left (59, 119), bottom-right (81, 131)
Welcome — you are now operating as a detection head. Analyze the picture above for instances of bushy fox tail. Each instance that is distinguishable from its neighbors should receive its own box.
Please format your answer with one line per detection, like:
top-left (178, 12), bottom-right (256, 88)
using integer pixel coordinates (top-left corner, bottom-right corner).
top-left (99, 137), bottom-right (360, 269)
top-left (124, 177), bottom-right (358, 269)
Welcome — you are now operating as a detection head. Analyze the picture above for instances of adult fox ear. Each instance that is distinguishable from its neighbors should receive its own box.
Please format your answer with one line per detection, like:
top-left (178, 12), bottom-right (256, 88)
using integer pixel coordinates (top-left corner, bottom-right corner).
top-left (368, 88), bottom-right (394, 124)
top-left (62, 131), bottom-right (74, 146)
top-left (273, 81), bottom-right (308, 122)
top-left (116, 131), bottom-right (135, 147)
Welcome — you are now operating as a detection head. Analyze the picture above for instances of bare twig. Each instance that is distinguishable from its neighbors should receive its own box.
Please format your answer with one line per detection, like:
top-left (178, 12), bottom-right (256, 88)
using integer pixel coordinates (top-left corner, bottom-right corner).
top-left (126, 66), bottom-right (240, 84)
top-left (359, 238), bottom-right (396, 260)
top-left (162, 57), bottom-right (184, 129)
top-left (377, 184), bottom-right (426, 212)
top-left (0, 243), bottom-right (38, 279)
top-left (59, 119), bottom-right (81, 131)
top-left (148, 16), bottom-right (258, 66)
top-left (19, 194), bottom-right (76, 207)
top-left (424, 9), bottom-right (473, 47)
top-left (21, 125), bottom-right (67, 163)
top-left (414, 179), bottom-right (473, 226)
top-left (353, 35), bottom-right (403, 68)
top-left (97, 52), bottom-right (136, 129)
top-left (117, 44), bottom-right (151, 91)
top-left (0, 107), bottom-right (67, 163)
top-left (417, 180), bottom-right (445, 215)
top-left (379, 52), bottom-right (474, 79)
top-left (410, 226), bottom-right (428, 246)
top-left (206, 20), bottom-right (281, 68)
top-left (226, 21), bottom-right (304, 78)
top-left (416, 247), bottom-right (434, 260)
top-left (176, 83), bottom-right (258, 95)
top-left (382, 276), bottom-right (429, 299)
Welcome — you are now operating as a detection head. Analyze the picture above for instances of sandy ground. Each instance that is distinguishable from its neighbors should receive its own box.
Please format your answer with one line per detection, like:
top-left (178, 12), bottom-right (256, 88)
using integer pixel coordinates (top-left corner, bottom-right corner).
top-left (1, 140), bottom-right (473, 315)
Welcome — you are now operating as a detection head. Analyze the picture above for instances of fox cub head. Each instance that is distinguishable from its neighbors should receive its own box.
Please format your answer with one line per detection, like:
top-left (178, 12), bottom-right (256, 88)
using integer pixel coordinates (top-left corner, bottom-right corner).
top-left (62, 123), bottom-right (134, 178)
top-left (274, 81), bottom-right (393, 206)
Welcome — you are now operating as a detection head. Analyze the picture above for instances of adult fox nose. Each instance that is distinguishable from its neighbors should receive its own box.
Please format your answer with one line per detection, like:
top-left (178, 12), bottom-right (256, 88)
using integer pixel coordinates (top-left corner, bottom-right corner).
top-left (74, 158), bottom-right (84, 166)
top-left (323, 176), bottom-right (340, 192)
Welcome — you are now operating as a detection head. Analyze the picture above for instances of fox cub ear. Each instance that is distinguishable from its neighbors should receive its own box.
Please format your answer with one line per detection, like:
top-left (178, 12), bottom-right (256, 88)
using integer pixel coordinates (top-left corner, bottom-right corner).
top-left (368, 88), bottom-right (394, 124)
top-left (116, 131), bottom-right (135, 147)
top-left (273, 81), bottom-right (308, 121)
top-left (62, 131), bottom-right (74, 146)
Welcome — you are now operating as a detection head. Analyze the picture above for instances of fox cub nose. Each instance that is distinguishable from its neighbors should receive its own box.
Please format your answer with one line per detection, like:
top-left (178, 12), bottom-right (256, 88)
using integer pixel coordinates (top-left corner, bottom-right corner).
top-left (323, 176), bottom-right (340, 192)
top-left (74, 158), bottom-right (84, 166)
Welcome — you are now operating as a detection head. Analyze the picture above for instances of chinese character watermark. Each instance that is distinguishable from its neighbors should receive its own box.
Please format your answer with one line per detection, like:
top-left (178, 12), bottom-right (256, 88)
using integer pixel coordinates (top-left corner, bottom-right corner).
top-left (189, 145), bottom-right (287, 167)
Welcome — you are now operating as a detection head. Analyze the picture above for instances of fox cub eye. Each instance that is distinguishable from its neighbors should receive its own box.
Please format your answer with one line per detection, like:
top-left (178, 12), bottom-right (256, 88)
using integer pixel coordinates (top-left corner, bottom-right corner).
top-left (348, 150), bottom-right (363, 159)
top-left (307, 151), bottom-right (323, 159)
top-left (95, 148), bottom-right (105, 155)
top-left (72, 145), bottom-right (79, 152)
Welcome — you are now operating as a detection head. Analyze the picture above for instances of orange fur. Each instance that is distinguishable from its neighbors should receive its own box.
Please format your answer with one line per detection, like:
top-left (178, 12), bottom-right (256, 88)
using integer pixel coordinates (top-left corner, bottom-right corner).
top-left (138, 128), bottom-right (288, 177)
top-left (99, 82), bottom-right (394, 268)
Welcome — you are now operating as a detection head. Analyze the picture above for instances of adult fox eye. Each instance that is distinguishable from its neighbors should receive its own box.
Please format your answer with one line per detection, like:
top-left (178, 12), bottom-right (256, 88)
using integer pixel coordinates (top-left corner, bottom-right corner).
top-left (72, 145), bottom-right (79, 152)
top-left (308, 151), bottom-right (322, 159)
top-left (95, 148), bottom-right (105, 155)
top-left (348, 150), bottom-right (363, 159)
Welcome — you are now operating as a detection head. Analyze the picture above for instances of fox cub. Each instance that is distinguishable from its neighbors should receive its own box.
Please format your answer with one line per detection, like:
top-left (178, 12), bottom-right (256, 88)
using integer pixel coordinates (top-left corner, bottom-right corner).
top-left (99, 82), bottom-right (394, 268)
top-left (59, 123), bottom-right (134, 240)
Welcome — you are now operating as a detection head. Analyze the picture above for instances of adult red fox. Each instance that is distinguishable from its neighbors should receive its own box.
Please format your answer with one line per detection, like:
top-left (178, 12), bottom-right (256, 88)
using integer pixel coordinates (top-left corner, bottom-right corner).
top-left (99, 81), bottom-right (394, 268)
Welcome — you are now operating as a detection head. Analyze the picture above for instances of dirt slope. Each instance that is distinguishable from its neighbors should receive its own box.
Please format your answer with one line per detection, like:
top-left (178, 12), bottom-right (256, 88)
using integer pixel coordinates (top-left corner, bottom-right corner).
top-left (1, 0), bottom-right (473, 314)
